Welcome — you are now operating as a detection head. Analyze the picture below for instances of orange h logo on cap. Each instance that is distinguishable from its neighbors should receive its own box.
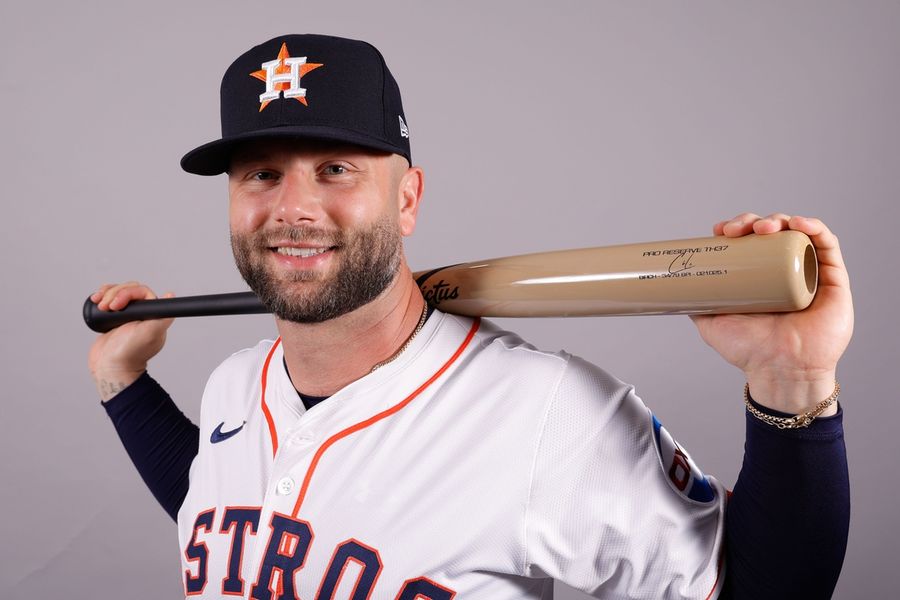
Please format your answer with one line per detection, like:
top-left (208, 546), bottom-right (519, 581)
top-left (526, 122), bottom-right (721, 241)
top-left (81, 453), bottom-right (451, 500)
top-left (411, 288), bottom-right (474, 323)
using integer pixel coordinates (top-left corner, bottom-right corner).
top-left (250, 42), bottom-right (324, 112)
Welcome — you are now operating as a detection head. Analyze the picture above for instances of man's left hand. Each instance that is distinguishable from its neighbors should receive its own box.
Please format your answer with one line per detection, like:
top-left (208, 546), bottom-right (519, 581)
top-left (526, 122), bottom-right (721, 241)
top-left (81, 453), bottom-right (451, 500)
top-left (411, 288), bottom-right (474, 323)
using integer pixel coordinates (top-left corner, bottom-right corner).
top-left (691, 213), bottom-right (853, 415)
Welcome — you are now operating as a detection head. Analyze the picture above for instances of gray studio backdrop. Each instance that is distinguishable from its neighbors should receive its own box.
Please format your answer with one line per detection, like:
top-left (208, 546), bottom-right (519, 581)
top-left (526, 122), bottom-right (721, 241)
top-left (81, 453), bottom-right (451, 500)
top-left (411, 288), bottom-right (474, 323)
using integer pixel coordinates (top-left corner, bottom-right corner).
top-left (1, 2), bottom-right (897, 598)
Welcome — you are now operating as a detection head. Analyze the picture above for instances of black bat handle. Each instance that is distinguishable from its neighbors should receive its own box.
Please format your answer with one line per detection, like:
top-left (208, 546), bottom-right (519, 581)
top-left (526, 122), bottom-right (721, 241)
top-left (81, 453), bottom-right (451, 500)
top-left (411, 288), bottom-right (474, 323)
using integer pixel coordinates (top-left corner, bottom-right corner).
top-left (83, 292), bottom-right (269, 333)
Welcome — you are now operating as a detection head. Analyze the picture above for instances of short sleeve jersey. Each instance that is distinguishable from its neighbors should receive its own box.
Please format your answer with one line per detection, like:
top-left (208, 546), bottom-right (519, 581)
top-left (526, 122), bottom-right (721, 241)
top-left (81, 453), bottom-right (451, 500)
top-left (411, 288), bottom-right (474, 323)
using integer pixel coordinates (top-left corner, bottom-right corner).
top-left (177, 311), bottom-right (726, 599)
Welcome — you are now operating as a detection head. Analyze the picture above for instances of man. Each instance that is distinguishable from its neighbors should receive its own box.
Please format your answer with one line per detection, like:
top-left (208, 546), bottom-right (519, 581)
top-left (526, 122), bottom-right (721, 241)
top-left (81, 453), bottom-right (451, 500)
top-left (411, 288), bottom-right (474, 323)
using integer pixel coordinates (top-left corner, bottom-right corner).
top-left (89, 34), bottom-right (851, 599)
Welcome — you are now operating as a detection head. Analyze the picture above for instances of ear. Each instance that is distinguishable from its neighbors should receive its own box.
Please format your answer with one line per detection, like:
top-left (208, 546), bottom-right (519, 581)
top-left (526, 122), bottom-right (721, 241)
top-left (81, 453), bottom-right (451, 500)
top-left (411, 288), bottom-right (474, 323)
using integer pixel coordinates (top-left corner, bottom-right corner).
top-left (396, 166), bottom-right (425, 237)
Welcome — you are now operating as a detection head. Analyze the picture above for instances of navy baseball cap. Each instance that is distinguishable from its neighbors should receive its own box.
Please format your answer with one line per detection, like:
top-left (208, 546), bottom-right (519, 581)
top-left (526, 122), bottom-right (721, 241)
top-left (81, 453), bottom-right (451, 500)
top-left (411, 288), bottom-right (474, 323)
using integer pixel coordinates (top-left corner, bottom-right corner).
top-left (181, 34), bottom-right (411, 175)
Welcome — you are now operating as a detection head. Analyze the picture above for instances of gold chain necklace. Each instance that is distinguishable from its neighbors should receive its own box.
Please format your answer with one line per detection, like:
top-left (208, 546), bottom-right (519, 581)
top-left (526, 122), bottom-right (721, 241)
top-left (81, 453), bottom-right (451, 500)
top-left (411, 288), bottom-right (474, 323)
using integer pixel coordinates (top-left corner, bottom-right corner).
top-left (369, 304), bottom-right (429, 372)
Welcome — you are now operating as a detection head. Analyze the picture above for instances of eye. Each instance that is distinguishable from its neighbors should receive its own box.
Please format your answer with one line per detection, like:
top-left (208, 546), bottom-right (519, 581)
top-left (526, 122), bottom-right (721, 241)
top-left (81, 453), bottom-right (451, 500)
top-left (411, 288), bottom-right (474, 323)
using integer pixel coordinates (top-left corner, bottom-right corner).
top-left (321, 164), bottom-right (347, 176)
top-left (251, 170), bottom-right (279, 181)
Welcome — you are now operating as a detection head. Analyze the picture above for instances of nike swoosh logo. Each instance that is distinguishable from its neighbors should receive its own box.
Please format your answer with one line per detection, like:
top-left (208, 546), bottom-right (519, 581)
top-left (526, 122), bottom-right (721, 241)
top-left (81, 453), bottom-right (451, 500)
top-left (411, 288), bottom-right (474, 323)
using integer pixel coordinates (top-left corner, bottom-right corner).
top-left (211, 421), bottom-right (245, 444)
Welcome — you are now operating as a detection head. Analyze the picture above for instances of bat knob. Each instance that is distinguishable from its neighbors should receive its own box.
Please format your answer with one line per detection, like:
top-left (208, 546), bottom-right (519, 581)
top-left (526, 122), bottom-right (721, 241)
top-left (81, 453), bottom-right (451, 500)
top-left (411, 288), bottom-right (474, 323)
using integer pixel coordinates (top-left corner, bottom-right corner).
top-left (83, 297), bottom-right (126, 333)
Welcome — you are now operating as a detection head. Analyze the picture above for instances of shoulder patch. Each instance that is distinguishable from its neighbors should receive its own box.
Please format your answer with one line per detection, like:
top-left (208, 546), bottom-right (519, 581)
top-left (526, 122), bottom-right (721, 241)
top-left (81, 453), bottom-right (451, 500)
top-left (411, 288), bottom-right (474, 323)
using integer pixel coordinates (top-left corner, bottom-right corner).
top-left (650, 412), bottom-right (716, 503)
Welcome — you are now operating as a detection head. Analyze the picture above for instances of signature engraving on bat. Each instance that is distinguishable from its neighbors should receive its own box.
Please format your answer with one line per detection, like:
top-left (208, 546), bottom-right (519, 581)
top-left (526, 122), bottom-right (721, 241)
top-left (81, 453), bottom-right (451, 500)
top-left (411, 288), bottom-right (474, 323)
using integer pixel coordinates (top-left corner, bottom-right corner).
top-left (639, 244), bottom-right (730, 280)
top-left (421, 279), bottom-right (460, 305)
top-left (668, 250), bottom-right (696, 274)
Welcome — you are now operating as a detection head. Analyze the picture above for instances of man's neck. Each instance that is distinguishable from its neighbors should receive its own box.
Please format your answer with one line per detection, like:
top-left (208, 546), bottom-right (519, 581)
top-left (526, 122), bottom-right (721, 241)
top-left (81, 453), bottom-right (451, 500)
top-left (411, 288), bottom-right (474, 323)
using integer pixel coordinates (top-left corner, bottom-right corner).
top-left (275, 264), bottom-right (427, 397)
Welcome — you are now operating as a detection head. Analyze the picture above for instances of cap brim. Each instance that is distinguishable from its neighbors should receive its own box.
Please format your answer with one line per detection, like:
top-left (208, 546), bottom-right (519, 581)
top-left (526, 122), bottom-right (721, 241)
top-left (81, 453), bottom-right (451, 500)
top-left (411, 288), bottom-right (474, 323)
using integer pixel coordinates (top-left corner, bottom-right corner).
top-left (180, 125), bottom-right (410, 176)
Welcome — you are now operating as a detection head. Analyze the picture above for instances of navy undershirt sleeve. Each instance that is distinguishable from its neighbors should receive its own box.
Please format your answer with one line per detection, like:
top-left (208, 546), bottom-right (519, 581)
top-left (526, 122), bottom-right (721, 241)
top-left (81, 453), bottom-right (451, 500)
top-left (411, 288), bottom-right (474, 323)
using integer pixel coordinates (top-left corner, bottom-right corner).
top-left (101, 366), bottom-right (850, 597)
top-left (102, 372), bottom-right (199, 522)
top-left (719, 399), bottom-right (849, 599)
top-left (101, 371), bottom-right (342, 522)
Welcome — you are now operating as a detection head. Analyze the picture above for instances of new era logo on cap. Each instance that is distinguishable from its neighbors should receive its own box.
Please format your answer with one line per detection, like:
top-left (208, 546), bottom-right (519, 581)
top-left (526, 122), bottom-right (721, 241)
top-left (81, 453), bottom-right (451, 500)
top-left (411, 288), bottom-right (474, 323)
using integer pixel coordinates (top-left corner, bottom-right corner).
top-left (180, 34), bottom-right (412, 176)
top-left (399, 115), bottom-right (409, 138)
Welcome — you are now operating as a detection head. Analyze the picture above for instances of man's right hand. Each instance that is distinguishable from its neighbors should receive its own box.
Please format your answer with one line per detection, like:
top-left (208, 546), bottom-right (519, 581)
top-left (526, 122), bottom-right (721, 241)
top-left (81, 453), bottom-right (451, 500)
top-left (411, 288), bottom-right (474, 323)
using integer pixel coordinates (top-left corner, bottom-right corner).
top-left (88, 282), bottom-right (175, 401)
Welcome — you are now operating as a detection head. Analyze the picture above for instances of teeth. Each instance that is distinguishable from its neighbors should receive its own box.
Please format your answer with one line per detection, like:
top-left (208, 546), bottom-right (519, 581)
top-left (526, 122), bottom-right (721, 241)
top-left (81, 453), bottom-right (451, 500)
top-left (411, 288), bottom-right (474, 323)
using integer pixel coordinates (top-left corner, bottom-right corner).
top-left (276, 247), bottom-right (329, 258)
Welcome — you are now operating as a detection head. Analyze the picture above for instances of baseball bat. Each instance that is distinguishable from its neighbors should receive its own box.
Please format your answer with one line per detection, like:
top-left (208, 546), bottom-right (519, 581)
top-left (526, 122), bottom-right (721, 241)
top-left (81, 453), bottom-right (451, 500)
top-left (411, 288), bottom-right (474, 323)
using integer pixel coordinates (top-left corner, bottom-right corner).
top-left (83, 231), bottom-right (817, 333)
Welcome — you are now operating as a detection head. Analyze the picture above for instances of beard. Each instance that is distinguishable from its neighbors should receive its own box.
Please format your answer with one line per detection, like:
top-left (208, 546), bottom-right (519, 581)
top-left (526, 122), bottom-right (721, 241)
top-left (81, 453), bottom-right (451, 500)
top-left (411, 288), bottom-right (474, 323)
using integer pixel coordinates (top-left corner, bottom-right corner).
top-left (231, 216), bottom-right (402, 323)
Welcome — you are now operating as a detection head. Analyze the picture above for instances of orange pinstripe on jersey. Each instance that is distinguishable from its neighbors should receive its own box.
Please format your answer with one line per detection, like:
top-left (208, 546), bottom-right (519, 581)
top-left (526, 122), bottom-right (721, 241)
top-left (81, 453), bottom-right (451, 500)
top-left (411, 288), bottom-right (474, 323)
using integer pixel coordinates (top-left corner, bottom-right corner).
top-left (290, 318), bottom-right (481, 518)
top-left (260, 338), bottom-right (283, 458)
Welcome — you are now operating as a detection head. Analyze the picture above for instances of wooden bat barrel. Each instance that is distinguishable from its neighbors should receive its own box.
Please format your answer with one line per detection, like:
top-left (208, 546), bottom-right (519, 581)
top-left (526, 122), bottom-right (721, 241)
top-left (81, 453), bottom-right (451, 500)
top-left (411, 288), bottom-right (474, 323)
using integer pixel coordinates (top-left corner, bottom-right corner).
top-left (413, 231), bottom-right (817, 317)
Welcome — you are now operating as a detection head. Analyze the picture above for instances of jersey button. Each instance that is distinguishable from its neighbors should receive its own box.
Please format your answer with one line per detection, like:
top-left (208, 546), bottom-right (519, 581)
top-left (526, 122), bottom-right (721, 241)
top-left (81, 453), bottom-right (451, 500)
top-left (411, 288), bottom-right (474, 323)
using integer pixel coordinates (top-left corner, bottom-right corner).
top-left (276, 476), bottom-right (295, 496)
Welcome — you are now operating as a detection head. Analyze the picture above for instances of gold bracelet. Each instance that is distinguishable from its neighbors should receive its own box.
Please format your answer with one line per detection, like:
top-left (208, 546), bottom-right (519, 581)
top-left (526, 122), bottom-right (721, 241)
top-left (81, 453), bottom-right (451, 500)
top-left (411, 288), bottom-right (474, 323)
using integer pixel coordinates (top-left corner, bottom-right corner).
top-left (743, 381), bottom-right (840, 429)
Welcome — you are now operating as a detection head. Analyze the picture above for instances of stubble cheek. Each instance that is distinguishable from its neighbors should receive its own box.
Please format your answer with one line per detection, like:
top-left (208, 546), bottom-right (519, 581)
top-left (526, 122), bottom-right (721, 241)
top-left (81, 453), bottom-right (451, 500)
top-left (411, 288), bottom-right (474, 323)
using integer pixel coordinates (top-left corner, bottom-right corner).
top-left (229, 227), bottom-right (270, 283)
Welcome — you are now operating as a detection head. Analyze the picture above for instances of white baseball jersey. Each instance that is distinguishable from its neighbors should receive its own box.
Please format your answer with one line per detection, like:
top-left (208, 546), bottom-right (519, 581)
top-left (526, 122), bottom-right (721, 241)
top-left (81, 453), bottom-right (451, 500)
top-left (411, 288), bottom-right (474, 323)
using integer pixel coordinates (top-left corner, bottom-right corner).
top-left (178, 311), bottom-right (726, 599)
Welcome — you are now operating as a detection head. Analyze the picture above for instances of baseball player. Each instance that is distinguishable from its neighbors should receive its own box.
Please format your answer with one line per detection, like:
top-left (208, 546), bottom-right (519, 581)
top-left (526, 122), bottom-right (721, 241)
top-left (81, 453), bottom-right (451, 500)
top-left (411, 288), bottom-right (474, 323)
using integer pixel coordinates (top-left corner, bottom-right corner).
top-left (88, 35), bottom-right (851, 599)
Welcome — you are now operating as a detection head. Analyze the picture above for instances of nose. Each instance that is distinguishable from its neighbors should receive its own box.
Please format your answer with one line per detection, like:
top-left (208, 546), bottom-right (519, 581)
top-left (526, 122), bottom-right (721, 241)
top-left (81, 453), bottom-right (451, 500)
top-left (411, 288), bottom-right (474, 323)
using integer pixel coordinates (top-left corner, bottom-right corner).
top-left (272, 172), bottom-right (324, 224)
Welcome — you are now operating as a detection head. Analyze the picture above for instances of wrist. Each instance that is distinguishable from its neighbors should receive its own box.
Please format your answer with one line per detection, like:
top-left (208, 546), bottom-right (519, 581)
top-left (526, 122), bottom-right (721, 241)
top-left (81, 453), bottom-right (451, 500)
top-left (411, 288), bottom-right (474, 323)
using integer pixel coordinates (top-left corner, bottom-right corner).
top-left (746, 370), bottom-right (838, 416)
top-left (92, 367), bottom-right (146, 402)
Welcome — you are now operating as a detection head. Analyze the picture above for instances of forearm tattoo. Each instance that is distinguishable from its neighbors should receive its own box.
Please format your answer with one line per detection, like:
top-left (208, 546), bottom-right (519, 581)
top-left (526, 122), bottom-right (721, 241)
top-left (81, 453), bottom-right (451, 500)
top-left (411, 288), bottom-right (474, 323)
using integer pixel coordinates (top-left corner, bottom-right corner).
top-left (99, 379), bottom-right (129, 402)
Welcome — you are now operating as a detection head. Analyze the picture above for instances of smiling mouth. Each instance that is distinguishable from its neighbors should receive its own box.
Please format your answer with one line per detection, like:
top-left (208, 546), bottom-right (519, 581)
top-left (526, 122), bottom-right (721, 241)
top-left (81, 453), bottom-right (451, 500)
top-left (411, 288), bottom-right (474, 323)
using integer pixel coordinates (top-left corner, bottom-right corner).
top-left (273, 246), bottom-right (335, 258)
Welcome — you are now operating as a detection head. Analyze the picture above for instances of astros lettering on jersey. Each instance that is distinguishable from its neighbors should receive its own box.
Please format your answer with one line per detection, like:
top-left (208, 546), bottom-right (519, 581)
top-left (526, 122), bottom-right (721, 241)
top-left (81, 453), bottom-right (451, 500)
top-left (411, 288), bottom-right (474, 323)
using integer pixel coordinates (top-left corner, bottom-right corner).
top-left (178, 311), bottom-right (726, 599)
